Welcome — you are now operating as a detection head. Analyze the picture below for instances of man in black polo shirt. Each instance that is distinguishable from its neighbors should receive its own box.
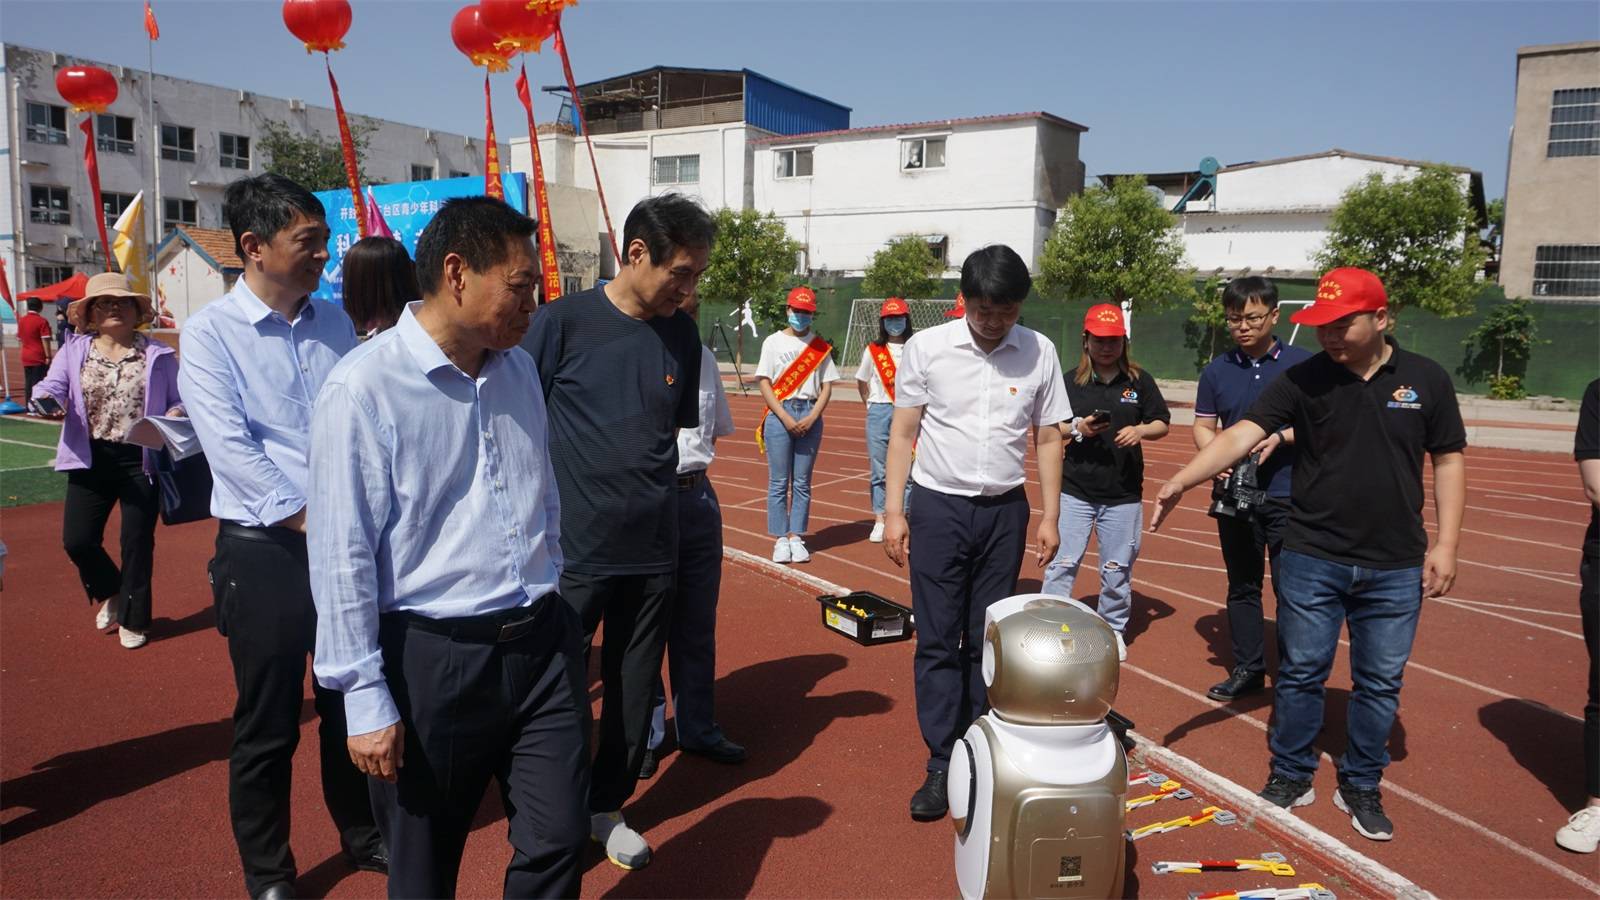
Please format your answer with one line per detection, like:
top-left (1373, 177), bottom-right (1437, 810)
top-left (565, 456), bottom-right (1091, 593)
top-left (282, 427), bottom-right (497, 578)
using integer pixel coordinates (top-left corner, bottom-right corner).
top-left (522, 193), bottom-right (710, 870)
top-left (1152, 267), bottom-right (1466, 843)
top-left (1193, 277), bottom-right (1313, 701)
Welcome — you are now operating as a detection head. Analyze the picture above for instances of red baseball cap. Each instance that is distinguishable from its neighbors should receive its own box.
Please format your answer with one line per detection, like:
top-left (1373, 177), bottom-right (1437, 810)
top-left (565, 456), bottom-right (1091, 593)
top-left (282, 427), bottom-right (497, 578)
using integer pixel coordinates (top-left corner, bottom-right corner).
top-left (1083, 303), bottom-right (1126, 337)
top-left (1291, 267), bottom-right (1388, 326)
top-left (880, 297), bottom-right (908, 317)
top-left (786, 286), bottom-right (817, 312)
top-left (944, 292), bottom-right (966, 318)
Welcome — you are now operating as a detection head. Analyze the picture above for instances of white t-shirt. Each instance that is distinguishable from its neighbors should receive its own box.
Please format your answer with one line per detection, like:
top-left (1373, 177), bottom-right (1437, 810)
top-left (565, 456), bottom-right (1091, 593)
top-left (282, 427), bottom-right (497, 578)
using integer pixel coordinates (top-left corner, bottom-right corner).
top-left (854, 341), bottom-right (906, 405)
top-left (755, 330), bottom-right (841, 401)
top-left (895, 318), bottom-right (1072, 497)
top-left (677, 345), bottom-right (735, 474)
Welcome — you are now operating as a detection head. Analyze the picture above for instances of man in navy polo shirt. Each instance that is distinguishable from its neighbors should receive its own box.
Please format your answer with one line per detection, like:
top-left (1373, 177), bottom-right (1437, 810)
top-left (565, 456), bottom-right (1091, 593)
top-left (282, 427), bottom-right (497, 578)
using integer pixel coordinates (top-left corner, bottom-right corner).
top-left (1193, 277), bottom-right (1312, 701)
top-left (1152, 267), bottom-right (1466, 843)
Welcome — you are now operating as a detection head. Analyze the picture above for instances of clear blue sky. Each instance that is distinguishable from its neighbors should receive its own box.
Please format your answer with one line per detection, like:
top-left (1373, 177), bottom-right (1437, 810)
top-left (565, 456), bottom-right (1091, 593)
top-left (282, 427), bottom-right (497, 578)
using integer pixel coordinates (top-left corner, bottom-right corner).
top-left (4, 1), bottom-right (1596, 199)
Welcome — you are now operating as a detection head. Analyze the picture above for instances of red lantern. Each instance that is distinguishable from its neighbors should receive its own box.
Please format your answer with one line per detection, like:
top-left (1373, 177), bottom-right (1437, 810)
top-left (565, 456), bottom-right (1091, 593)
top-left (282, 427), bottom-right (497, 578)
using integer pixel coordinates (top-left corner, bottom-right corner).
top-left (55, 66), bottom-right (118, 114)
top-left (527, 0), bottom-right (579, 16)
top-left (283, 0), bottom-right (352, 53)
top-left (481, 0), bottom-right (559, 53)
top-left (451, 5), bottom-right (513, 71)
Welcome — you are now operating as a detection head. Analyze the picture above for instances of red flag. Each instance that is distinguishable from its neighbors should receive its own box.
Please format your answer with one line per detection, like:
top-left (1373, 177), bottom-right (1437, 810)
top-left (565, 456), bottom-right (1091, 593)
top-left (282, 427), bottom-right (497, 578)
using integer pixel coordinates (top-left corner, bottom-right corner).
top-left (553, 22), bottom-right (620, 266)
top-left (363, 188), bottom-right (393, 239)
top-left (79, 118), bottom-right (112, 272)
top-left (144, 1), bottom-right (160, 40)
top-left (325, 59), bottom-right (367, 237)
top-left (516, 63), bottom-right (562, 302)
top-left (484, 73), bottom-right (503, 200)
top-left (0, 258), bottom-right (14, 313)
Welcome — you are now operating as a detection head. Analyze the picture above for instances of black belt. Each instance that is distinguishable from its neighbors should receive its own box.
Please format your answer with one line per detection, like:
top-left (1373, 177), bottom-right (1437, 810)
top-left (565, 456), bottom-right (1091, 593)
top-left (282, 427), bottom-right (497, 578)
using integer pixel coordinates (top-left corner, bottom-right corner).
top-left (219, 520), bottom-right (305, 544)
top-left (389, 594), bottom-right (557, 644)
top-left (677, 470), bottom-right (705, 490)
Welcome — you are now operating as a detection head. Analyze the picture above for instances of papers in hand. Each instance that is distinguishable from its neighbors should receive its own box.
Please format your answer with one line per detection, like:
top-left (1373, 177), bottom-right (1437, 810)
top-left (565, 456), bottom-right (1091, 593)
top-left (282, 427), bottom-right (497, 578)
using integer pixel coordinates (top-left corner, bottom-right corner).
top-left (127, 416), bottom-right (202, 461)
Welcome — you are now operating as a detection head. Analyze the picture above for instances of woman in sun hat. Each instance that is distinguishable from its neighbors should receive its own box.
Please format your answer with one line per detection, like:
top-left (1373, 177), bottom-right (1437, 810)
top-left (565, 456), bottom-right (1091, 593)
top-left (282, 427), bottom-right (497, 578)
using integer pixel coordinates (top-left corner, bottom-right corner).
top-left (855, 297), bottom-right (915, 542)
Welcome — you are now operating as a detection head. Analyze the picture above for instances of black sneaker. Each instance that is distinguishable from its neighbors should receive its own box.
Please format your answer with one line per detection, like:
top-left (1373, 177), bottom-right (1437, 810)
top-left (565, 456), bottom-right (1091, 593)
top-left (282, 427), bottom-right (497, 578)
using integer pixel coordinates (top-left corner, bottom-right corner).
top-left (1334, 783), bottom-right (1394, 841)
top-left (1206, 666), bottom-right (1266, 702)
top-left (638, 747), bottom-right (658, 779)
top-left (910, 771), bottom-right (948, 821)
top-left (1258, 773), bottom-right (1315, 809)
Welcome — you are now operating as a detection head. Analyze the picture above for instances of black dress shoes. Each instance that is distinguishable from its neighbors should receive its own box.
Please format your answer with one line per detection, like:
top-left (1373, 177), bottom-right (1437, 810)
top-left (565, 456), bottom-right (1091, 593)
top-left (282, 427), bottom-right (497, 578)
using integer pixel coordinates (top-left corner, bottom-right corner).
top-left (1206, 666), bottom-right (1266, 702)
top-left (683, 737), bottom-right (746, 764)
top-left (254, 883), bottom-right (296, 900)
top-left (344, 848), bottom-right (389, 875)
top-left (638, 746), bottom-right (659, 779)
top-left (910, 771), bottom-right (948, 821)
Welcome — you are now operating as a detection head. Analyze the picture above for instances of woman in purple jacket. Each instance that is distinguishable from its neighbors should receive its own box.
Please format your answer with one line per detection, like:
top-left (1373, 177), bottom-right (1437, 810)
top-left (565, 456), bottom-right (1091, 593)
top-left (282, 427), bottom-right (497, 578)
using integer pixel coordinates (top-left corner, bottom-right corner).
top-left (33, 273), bottom-right (183, 649)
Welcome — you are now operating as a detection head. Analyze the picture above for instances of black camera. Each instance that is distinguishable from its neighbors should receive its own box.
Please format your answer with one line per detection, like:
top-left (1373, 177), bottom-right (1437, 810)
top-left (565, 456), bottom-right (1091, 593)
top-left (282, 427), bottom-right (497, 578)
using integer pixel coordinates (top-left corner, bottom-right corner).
top-left (1209, 451), bottom-right (1269, 521)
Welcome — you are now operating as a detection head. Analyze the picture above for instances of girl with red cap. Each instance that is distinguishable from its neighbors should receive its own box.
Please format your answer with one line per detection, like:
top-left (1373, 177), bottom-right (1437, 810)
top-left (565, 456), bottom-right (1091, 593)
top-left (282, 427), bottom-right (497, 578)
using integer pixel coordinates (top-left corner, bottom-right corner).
top-left (1043, 303), bottom-right (1170, 660)
top-left (855, 297), bottom-right (915, 541)
top-left (755, 286), bottom-right (840, 563)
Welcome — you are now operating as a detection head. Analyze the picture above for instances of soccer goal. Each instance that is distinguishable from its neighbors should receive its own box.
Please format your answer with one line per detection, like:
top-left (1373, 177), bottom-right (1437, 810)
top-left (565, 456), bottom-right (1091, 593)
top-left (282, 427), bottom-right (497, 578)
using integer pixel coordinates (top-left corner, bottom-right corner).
top-left (840, 298), bottom-right (960, 373)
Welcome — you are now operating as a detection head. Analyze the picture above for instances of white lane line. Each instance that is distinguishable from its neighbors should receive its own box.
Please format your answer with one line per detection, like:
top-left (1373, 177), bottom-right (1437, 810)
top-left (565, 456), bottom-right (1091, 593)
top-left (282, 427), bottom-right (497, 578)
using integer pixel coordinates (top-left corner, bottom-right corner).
top-left (1431, 598), bottom-right (1584, 639)
top-left (0, 437), bottom-right (59, 450)
top-left (1441, 597), bottom-right (1583, 618)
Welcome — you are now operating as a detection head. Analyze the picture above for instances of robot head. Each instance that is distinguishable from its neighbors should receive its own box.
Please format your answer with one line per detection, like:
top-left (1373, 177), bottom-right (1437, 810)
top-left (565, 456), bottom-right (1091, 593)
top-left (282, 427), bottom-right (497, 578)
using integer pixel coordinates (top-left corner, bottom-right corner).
top-left (981, 594), bottom-right (1119, 726)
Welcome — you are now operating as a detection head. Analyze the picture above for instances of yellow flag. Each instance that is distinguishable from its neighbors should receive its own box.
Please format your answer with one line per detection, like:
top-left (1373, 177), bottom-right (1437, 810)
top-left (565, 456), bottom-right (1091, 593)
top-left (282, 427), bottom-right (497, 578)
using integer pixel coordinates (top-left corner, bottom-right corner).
top-left (112, 190), bottom-right (149, 295)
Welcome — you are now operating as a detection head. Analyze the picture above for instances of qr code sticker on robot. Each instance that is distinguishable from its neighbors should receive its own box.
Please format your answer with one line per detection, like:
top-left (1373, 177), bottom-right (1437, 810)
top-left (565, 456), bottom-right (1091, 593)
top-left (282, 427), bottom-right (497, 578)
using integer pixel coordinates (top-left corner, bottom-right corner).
top-left (1057, 855), bottom-right (1082, 884)
top-left (824, 609), bottom-right (859, 637)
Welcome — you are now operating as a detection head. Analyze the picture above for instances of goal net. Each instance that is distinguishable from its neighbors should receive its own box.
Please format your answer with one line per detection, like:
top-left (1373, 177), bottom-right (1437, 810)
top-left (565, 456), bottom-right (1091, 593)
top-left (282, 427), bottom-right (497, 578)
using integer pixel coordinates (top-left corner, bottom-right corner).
top-left (840, 298), bottom-right (961, 372)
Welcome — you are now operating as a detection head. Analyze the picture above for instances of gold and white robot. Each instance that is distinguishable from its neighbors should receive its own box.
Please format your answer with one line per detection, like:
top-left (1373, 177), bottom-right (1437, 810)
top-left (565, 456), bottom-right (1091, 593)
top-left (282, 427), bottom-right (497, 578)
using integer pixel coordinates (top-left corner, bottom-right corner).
top-left (949, 595), bottom-right (1127, 899)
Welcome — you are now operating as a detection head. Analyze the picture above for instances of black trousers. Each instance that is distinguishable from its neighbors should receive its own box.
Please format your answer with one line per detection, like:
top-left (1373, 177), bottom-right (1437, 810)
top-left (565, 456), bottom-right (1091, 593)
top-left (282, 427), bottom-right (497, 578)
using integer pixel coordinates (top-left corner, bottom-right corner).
top-left (907, 483), bottom-right (1029, 772)
top-left (210, 524), bottom-right (383, 897)
top-left (62, 440), bottom-right (158, 630)
top-left (1214, 496), bottom-right (1291, 675)
top-left (23, 364), bottom-right (47, 407)
top-left (562, 568), bottom-right (674, 813)
top-left (373, 598), bottom-right (590, 899)
top-left (1581, 548), bottom-right (1598, 799)
top-left (660, 477), bottom-right (727, 750)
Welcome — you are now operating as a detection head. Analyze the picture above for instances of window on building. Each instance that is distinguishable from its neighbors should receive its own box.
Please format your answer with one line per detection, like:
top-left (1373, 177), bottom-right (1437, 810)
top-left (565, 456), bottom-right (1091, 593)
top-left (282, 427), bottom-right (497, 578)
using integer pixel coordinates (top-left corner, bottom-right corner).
top-left (1533, 244), bottom-right (1600, 297)
top-left (35, 265), bottom-right (74, 287)
top-left (26, 102), bottom-right (68, 145)
top-left (96, 114), bottom-right (136, 154)
top-left (776, 147), bottom-right (814, 179)
top-left (220, 133), bottom-right (251, 169)
top-left (448, 169), bottom-right (470, 179)
top-left (29, 185), bottom-right (70, 225)
top-left (161, 124), bottom-right (196, 162)
top-left (925, 235), bottom-right (950, 267)
top-left (103, 192), bottom-right (137, 227)
top-left (562, 276), bottom-right (583, 296)
top-left (652, 154), bottom-right (700, 185)
top-left (900, 136), bottom-right (946, 171)
top-left (1548, 88), bottom-right (1600, 157)
top-left (411, 164), bottom-right (435, 182)
top-left (164, 197), bottom-right (198, 230)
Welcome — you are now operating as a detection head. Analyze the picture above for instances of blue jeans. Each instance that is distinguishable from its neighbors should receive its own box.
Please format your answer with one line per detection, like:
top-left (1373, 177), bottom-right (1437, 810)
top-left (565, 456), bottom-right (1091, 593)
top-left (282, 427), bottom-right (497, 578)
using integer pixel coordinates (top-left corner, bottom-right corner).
top-left (763, 399), bottom-right (822, 537)
top-left (1270, 549), bottom-right (1422, 789)
top-left (866, 402), bottom-right (911, 515)
top-left (1041, 494), bottom-right (1142, 633)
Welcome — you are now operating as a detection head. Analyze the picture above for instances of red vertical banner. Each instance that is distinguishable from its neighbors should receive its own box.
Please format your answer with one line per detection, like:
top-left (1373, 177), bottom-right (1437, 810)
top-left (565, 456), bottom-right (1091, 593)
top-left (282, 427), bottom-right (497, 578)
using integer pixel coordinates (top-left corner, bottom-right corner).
top-left (484, 73), bottom-right (504, 200)
top-left (79, 118), bottom-right (112, 271)
top-left (516, 64), bottom-right (562, 302)
top-left (0, 258), bottom-right (14, 314)
top-left (325, 58), bottom-right (367, 237)
top-left (553, 22), bottom-right (620, 267)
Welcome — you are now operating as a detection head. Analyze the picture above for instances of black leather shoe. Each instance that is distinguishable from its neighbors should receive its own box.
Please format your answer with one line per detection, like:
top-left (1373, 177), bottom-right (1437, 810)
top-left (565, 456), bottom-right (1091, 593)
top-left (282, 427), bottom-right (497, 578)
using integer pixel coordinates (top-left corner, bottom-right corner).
top-left (344, 848), bottom-right (389, 875)
top-left (639, 747), bottom-right (659, 778)
top-left (254, 883), bottom-right (296, 900)
top-left (1207, 667), bottom-right (1266, 702)
top-left (683, 737), bottom-right (746, 764)
top-left (910, 771), bottom-right (948, 821)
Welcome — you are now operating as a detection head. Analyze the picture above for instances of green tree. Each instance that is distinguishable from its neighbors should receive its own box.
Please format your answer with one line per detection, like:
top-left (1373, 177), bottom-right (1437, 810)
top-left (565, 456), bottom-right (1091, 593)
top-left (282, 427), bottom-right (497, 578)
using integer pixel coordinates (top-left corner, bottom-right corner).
top-left (698, 207), bottom-right (803, 330)
top-left (1180, 277), bottom-right (1228, 373)
top-left (1459, 298), bottom-right (1543, 398)
top-left (258, 119), bottom-right (374, 192)
top-left (1037, 175), bottom-right (1196, 310)
top-left (1314, 164), bottom-right (1486, 318)
top-left (861, 236), bottom-right (941, 301)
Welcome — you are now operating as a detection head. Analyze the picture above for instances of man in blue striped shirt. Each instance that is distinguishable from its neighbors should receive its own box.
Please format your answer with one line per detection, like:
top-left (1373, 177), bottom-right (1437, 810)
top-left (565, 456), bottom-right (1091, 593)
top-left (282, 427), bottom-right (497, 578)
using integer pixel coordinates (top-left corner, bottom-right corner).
top-left (309, 197), bottom-right (587, 898)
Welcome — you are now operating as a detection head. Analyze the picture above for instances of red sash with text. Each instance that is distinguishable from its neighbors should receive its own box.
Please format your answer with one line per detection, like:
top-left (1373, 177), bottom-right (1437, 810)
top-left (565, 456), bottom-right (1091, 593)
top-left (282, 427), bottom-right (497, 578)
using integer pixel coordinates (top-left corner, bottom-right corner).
top-left (756, 336), bottom-right (833, 455)
top-left (868, 342), bottom-right (897, 403)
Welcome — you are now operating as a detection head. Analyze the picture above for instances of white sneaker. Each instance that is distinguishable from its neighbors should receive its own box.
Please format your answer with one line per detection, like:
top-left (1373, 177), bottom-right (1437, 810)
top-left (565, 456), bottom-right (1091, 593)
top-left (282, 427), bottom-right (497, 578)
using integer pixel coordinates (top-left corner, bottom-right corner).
top-left (788, 537), bottom-right (811, 563)
top-left (1556, 806), bottom-right (1600, 853)
top-left (118, 627), bottom-right (148, 649)
top-left (869, 521), bottom-right (886, 543)
top-left (590, 810), bottom-right (652, 869)
top-left (772, 538), bottom-right (792, 563)
top-left (1114, 631), bottom-right (1127, 662)
top-left (95, 598), bottom-right (120, 632)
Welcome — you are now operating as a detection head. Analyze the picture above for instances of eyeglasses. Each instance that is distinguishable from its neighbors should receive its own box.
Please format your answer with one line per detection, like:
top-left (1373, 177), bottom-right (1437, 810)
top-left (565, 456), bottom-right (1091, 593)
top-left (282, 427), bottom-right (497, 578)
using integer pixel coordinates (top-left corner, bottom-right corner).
top-left (90, 297), bottom-right (138, 313)
top-left (1225, 311), bottom-right (1271, 328)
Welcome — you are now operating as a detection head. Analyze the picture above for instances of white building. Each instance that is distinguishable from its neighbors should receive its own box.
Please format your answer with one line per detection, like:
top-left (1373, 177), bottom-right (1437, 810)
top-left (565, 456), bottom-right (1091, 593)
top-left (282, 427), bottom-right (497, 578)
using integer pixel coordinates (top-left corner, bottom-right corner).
top-left (753, 113), bottom-right (1087, 275)
top-left (3, 42), bottom-right (507, 298)
top-left (1102, 149), bottom-right (1486, 278)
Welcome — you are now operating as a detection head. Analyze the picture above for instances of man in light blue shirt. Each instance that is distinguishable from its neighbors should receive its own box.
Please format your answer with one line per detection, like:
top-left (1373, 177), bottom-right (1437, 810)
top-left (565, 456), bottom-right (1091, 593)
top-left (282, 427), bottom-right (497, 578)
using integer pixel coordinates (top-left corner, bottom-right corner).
top-left (180, 174), bottom-right (381, 900)
top-left (309, 197), bottom-right (587, 899)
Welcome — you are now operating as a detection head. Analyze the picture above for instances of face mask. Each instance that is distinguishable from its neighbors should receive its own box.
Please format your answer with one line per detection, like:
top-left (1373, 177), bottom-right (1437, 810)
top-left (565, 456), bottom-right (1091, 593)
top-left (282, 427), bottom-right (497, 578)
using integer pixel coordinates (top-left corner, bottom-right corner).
top-left (788, 311), bottom-right (813, 332)
top-left (883, 316), bottom-right (908, 337)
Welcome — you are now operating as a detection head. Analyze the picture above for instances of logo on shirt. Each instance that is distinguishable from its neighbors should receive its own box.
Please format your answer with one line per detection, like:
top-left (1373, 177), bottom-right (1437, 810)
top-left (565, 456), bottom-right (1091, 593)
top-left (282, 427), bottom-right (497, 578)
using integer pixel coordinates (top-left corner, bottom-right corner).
top-left (1120, 387), bottom-right (1139, 404)
top-left (1009, 386), bottom-right (1018, 395)
top-left (1387, 385), bottom-right (1421, 410)
top-left (665, 374), bottom-right (676, 386)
